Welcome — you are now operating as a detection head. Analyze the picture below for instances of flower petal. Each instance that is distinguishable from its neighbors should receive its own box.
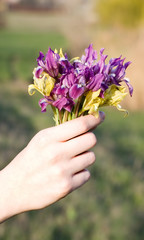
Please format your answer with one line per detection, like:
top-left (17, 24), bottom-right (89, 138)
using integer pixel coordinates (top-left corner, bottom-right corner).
top-left (35, 66), bottom-right (43, 78)
top-left (37, 51), bottom-right (45, 68)
top-left (53, 97), bottom-right (67, 111)
top-left (39, 98), bottom-right (51, 112)
top-left (45, 48), bottom-right (59, 77)
top-left (87, 73), bottom-right (104, 91)
top-left (28, 84), bottom-right (44, 96)
top-left (124, 79), bottom-right (133, 96)
top-left (81, 44), bottom-right (97, 64)
top-left (69, 84), bottom-right (85, 99)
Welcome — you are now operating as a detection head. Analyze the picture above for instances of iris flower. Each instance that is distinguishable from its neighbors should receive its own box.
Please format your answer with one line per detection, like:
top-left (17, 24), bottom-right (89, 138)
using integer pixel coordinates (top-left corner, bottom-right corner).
top-left (28, 45), bottom-right (133, 125)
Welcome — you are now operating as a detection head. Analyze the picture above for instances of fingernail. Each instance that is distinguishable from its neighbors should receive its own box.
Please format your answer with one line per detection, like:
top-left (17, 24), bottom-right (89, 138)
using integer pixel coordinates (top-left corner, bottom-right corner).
top-left (99, 111), bottom-right (105, 122)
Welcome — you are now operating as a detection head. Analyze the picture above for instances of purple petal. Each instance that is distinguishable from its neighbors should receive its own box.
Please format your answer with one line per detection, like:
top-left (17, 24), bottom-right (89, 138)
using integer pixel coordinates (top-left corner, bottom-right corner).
top-left (37, 51), bottom-right (44, 63)
top-left (53, 97), bottom-right (67, 111)
top-left (35, 66), bottom-right (43, 78)
top-left (93, 64), bottom-right (100, 75)
top-left (81, 44), bottom-right (97, 64)
top-left (62, 72), bottom-right (75, 88)
top-left (37, 51), bottom-right (45, 68)
top-left (84, 67), bottom-right (93, 81)
top-left (124, 61), bottom-right (132, 69)
top-left (79, 76), bottom-right (86, 85)
top-left (59, 59), bottom-right (72, 75)
top-left (99, 48), bottom-right (108, 73)
top-left (124, 79), bottom-right (133, 96)
top-left (69, 84), bottom-right (85, 99)
top-left (114, 64), bottom-right (126, 80)
top-left (101, 82), bottom-right (109, 92)
top-left (105, 57), bottom-right (122, 74)
top-left (53, 96), bottom-right (74, 112)
top-left (56, 86), bottom-right (68, 96)
top-left (87, 73), bottom-right (105, 91)
top-left (39, 98), bottom-right (50, 112)
top-left (64, 98), bottom-right (74, 112)
top-left (45, 48), bottom-right (59, 77)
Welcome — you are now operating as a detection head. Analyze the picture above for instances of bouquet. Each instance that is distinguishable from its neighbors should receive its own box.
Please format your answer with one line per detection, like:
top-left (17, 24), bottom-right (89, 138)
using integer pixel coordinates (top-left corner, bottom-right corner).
top-left (28, 44), bottom-right (133, 125)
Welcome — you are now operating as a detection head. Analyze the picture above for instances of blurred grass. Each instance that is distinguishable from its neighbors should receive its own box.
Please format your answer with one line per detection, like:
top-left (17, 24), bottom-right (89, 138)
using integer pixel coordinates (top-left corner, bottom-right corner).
top-left (0, 10), bottom-right (144, 240)
top-left (0, 29), bottom-right (68, 81)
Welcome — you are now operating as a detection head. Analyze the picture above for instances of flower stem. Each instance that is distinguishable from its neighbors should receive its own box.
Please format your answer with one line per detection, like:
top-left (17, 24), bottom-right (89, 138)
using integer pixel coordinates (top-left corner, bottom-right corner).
top-left (62, 110), bottom-right (69, 123)
top-left (74, 96), bottom-right (82, 118)
top-left (58, 110), bottom-right (62, 124)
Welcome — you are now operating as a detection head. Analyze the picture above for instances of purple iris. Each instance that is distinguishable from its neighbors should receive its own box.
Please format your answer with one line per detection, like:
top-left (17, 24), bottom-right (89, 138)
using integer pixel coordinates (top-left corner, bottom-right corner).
top-left (36, 44), bottom-right (133, 113)
top-left (53, 97), bottom-right (74, 112)
top-left (106, 57), bottom-right (133, 96)
top-left (39, 97), bottom-right (53, 112)
top-left (36, 48), bottom-right (60, 78)
top-left (81, 44), bottom-right (97, 65)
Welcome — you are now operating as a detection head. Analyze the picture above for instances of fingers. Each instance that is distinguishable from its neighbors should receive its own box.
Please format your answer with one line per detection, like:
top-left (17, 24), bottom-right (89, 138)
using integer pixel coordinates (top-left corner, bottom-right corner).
top-left (69, 151), bottom-right (96, 174)
top-left (71, 169), bottom-right (91, 191)
top-left (63, 131), bottom-right (97, 157)
top-left (47, 112), bottom-right (105, 142)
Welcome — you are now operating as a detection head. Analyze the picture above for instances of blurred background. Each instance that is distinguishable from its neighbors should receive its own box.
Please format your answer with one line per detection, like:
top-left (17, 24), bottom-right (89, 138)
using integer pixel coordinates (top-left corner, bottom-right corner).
top-left (0, 0), bottom-right (144, 239)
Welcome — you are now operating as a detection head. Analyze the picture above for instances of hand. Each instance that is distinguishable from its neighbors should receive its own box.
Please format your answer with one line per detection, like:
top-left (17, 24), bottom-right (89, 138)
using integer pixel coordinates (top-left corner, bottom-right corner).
top-left (0, 113), bottom-right (105, 222)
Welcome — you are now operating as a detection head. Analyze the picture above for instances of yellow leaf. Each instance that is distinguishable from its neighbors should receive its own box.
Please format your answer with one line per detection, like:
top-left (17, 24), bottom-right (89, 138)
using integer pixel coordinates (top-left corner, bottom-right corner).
top-left (28, 68), bottom-right (55, 97)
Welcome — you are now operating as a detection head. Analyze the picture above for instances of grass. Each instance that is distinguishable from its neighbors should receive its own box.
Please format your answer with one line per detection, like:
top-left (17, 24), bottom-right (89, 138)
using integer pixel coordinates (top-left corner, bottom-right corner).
top-left (0, 29), bottom-right (68, 81)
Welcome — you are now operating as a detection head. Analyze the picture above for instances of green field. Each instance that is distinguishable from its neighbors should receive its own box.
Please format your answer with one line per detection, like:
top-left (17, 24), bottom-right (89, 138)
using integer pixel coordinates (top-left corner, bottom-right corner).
top-left (0, 29), bottom-right (68, 81)
top-left (0, 22), bottom-right (144, 240)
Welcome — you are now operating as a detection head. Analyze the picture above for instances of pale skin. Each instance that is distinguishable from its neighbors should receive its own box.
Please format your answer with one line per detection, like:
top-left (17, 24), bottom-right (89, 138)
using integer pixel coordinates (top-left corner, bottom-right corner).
top-left (0, 113), bottom-right (105, 223)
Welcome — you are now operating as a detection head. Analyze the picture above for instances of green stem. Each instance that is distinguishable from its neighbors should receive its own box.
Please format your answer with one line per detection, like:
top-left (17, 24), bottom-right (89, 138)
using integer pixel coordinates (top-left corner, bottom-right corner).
top-left (74, 96), bottom-right (82, 118)
top-left (62, 110), bottom-right (69, 123)
top-left (58, 110), bottom-right (62, 124)
top-left (51, 106), bottom-right (59, 125)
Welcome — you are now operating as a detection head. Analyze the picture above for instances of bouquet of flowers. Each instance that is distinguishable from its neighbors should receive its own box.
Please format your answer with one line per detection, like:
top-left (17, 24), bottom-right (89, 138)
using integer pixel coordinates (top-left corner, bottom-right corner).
top-left (28, 44), bottom-right (133, 125)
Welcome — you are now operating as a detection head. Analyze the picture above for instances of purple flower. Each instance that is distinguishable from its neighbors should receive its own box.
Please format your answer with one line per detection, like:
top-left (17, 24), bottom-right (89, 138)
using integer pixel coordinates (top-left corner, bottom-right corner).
top-left (69, 83), bottom-right (85, 99)
top-left (62, 72), bottom-right (76, 88)
top-left (45, 48), bottom-right (59, 78)
top-left (54, 84), bottom-right (68, 97)
top-left (39, 97), bottom-right (53, 112)
top-left (31, 44), bottom-right (133, 118)
top-left (98, 48), bottom-right (108, 73)
top-left (106, 57), bottom-right (133, 95)
top-left (87, 73), bottom-right (105, 91)
top-left (81, 44), bottom-right (97, 65)
top-left (124, 78), bottom-right (133, 96)
top-left (36, 48), bottom-right (60, 78)
top-left (37, 51), bottom-right (45, 68)
top-left (53, 97), bottom-right (74, 112)
top-left (35, 66), bottom-right (43, 78)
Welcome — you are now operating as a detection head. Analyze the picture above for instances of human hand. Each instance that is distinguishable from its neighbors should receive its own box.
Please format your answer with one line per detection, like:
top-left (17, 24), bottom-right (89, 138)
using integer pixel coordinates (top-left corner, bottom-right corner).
top-left (0, 113), bottom-right (105, 222)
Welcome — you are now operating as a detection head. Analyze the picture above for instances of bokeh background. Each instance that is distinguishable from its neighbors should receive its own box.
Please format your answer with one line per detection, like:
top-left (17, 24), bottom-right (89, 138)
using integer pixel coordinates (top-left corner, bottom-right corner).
top-left (0, 0), bottom-right (144, 239)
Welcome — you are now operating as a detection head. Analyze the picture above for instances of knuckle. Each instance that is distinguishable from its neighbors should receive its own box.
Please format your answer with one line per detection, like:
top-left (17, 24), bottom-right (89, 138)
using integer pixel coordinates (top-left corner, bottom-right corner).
top-left (45, 143), bottom-right (62, 163)
top-left (62, 179), bottom-right (72, 195)
top-left (54, 165), bottom-right (72, 197)
top-left (59, 176), bottom-right (72, 196)
top-left (57, 165), bottom-right (65, 177)
top-left (35, 130), bottom-right (47, 145)
top-left (49, 151), bottom-right (59, 163)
